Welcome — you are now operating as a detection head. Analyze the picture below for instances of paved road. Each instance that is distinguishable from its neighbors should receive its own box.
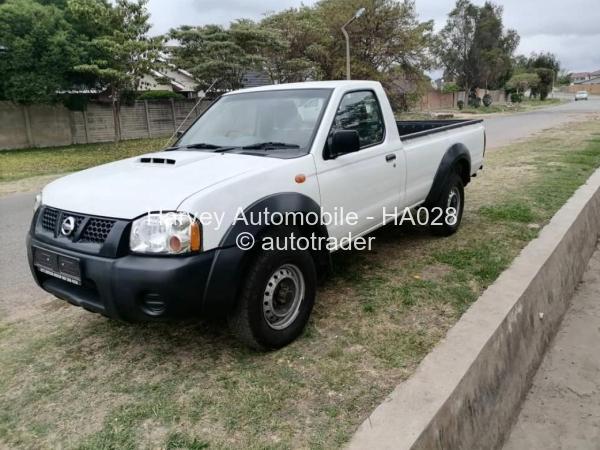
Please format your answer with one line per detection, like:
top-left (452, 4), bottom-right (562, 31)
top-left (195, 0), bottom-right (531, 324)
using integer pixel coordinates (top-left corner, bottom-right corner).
top-left (504, 243), bottom-right (600, 449)
top-left (1, 97), bottom-right (600, 318)
top-left (484, 94), bottom-right (600, 149)
top-left (0, 191), bottom-right (43, 319)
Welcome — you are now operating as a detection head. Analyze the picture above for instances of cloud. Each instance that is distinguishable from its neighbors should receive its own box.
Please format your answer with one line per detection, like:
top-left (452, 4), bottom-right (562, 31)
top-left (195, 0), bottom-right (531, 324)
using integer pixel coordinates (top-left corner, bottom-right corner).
top-left (147, 0), bottom-right (600, 73)
top-left (415, 0), bottom-right (600, 72)
top-left (147, 0), bottom-right (318, 34)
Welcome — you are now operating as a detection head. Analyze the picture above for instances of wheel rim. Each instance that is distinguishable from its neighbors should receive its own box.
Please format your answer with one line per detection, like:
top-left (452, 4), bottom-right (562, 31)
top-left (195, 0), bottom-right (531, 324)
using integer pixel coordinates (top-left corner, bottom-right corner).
top-left (262, 264), bottom-right (305, 330)
top-left (447, 186), bottom-right (461, 214)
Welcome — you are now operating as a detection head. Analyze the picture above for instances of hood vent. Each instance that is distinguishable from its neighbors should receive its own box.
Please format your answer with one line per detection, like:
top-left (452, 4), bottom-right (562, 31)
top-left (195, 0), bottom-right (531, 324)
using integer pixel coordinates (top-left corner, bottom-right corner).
top-left (139, 157), bottom-right (176, 165)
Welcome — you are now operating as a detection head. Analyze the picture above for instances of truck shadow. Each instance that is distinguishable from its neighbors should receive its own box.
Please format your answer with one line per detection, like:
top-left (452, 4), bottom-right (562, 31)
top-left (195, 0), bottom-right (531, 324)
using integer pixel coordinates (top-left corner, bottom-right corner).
top-left (66, 221), bottom-right (442, 358)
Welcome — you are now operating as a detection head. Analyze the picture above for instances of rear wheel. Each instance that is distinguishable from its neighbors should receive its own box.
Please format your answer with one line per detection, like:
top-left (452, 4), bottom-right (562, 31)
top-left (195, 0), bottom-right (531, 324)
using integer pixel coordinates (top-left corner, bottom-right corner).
top-left (429, 172), bottom-right (465, 237)
top-left (228, 233), bottom-right (317, 350)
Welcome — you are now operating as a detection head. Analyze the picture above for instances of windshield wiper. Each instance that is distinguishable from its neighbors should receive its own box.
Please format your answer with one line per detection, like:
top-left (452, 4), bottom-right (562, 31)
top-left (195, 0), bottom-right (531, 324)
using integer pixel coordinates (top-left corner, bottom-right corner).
top-left (242, 141), bottom-right (301, 150)
top-left (166, 142), bottom-right (238, 152)
top-left (184, 142), bottom-right (225, 150)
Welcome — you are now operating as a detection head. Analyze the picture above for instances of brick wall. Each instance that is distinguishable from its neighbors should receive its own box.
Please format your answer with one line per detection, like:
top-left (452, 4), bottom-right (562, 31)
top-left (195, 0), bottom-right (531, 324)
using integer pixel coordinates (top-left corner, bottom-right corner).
top-left (563, 84), bottom-right (600, 95)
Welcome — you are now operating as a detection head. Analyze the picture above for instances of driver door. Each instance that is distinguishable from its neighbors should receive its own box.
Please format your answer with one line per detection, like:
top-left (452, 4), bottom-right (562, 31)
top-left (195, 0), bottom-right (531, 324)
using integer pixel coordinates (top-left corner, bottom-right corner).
top-left (315, 90), bottom-right (403, 240)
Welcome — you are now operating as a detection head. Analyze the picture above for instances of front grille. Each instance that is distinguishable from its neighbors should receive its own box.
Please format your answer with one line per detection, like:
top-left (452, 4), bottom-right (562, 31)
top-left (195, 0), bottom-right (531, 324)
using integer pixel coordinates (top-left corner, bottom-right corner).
top-left (80, 218), bottom-right (116, 243)
top-left (39, 207), bottom-right (116, 244)
top-left (71, 214), bottom-right (85, 233)
top-left (42, 208), bottom-right (59, 232)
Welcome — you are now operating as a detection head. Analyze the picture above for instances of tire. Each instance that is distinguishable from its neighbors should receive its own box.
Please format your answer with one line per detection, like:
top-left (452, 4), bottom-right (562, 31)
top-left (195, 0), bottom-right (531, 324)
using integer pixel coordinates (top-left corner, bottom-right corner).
top-left (429, 171), bottom-right (465, 237)
top-left (227, 230), bottom-right (317, 350)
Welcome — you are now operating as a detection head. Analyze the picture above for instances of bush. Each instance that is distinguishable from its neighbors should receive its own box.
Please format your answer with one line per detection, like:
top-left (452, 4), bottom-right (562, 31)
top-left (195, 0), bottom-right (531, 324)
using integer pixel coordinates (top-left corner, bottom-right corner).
top-left (120, 89), bottom-right (137, 106)
top-left (469, 96), bottom-right (482, 108)
top-left (510, 92), bottom-right (523, 103)
top-left (482, 94), bottom-right (493, 107)
top-left (457, 100), bottom-right (464, 110)
top-left (62, 94), bottom-right (88, 111)
top-left (442, 82), bottom-right (460, 94)
top-left (137, 90), bottom-right (184, 100)
top-left (534, 68), bottom-right (554, 101)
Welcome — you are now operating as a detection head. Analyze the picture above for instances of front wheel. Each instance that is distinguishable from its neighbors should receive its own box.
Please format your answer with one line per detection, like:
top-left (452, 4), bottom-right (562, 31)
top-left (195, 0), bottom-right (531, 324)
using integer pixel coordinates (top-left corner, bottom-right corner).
top-left (429, 172), bottom-right (465, 237)
top-left (228, 239), bottom-right (317, 350)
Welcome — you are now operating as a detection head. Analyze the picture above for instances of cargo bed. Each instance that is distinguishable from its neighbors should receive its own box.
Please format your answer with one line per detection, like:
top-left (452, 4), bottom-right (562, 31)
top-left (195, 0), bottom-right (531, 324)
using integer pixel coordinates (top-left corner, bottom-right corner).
top-left (397, 119), bottom-right (483, 141)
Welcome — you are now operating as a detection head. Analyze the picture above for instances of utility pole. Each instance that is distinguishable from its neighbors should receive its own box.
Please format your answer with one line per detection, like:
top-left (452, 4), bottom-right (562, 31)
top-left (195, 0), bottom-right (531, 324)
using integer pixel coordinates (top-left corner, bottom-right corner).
top-left (341, 8), bottom-right (366, 80)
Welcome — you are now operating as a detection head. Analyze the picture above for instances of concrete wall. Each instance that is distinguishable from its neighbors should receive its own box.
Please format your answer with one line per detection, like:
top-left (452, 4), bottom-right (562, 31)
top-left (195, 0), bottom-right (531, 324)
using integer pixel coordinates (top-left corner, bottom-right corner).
top-left (0, 99), bottom-right (210, 150)
top-left (413, 89), bottom-right (506, 111)
top-left (349, 167), bottom-right (600, 450)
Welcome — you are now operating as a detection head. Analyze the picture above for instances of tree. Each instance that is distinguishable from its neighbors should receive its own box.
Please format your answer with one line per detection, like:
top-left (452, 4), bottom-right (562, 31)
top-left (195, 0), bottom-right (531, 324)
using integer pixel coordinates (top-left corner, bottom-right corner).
top-left (168, 22), bottom-right (275, 92)
top-left (0, 0), bottom-right (162, 104)
top-left (557, 71), bottom-right (571, 86)
top-left (471, 2), bottom-right (519, 90)
top-left (510, 52), bottom-right (561, 100)
top-left (259, 7), bottom-right (328, 82)
top-left (312, 0), bottom-right (434, 81)
top-left (71, 0), bottom-right (163, 100)
top-left (505, 72), bottom-right (540, 98)
top-left (533, 67), bottom-right (554, 100)
top-left (434, 0), bottom-right (479, 94)
top-left (528, 52), bottom-right (560, 74)
top-left (169, 0), bottom-right (433, 107)
top-left (0, 0), bottom-right (83, 103)
top-left (435, 0), bottom-right (519, 93)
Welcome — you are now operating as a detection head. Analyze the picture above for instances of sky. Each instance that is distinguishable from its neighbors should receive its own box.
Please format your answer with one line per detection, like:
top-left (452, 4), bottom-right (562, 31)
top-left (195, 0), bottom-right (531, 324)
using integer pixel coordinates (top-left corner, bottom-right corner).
top-left (146, 0), bottom-right (600, 74)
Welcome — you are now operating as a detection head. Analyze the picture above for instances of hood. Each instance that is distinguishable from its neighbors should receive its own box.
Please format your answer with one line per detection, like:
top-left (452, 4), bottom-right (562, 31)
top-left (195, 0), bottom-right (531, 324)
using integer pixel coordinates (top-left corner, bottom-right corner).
top-left (42, 150), bottom-right (285, 219)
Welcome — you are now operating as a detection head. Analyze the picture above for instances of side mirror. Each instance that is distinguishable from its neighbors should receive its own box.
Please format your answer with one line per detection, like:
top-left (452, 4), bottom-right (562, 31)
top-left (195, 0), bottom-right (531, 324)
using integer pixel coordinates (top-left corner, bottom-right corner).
top-left (325, 130), bottom-right (360, 159)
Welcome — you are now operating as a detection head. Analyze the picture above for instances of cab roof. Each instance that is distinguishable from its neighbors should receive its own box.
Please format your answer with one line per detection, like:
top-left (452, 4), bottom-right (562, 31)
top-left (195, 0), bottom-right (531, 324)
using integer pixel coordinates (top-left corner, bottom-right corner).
top-left (224, 80), bottom-right (382, 95)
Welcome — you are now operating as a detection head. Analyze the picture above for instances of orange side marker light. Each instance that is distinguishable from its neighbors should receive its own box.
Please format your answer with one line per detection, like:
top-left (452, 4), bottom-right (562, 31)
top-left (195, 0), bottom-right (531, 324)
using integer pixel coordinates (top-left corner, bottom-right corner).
top-left (295, 174), bottom-right (306, 184)
top-left (190, 222), bottom-right (201, 251)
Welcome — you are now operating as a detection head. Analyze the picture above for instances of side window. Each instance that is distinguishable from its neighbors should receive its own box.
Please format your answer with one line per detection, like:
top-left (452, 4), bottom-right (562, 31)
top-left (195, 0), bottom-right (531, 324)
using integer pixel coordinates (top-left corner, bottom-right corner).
top-left (330, 91), bottom-right (385, 148)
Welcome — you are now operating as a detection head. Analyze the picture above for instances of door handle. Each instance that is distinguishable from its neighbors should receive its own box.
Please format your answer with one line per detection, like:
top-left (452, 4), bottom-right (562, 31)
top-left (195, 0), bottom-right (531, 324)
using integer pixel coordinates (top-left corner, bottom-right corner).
top-left (385, 154), bottom-right (396, 162)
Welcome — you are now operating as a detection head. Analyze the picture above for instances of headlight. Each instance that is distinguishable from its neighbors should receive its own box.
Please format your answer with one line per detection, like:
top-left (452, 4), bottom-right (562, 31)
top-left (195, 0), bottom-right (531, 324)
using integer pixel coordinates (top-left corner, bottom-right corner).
top-left (33, 192), bottom-right (42, 212)
top-left (130, 212), bottom-right (201, 254)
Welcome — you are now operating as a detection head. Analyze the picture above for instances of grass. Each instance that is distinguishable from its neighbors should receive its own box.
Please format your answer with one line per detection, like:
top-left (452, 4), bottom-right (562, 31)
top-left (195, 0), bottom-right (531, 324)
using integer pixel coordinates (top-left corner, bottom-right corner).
top-left (457, 98), bottom-right (562, 115)
top-left (0, 138), bottom-right (167, 182)
top-left (0, 117), bottom-right (599, 448)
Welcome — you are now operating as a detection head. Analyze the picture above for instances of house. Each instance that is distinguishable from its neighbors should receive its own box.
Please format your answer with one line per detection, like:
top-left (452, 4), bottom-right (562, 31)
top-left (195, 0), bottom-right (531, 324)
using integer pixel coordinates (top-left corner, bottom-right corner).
top-left (570, 72), bottom-right (591, 83)
top-left (576, 76), bottom-right (600, 85)
top-left (139, 65), bottom-right (200, 98)
top-left (241, 71), bottom-right (273, 88)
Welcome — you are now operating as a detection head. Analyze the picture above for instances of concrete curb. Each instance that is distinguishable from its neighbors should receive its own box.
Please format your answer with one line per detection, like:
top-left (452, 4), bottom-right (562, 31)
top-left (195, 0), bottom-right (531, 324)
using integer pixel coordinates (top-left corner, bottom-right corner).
top-left (348, 167), bottom-right (600, 450)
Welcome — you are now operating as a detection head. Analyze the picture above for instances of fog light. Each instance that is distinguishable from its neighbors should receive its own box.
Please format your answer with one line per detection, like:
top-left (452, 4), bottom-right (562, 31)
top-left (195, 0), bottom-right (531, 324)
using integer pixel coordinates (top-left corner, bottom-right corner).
top-left (142, 293), bottom-right (166, 317)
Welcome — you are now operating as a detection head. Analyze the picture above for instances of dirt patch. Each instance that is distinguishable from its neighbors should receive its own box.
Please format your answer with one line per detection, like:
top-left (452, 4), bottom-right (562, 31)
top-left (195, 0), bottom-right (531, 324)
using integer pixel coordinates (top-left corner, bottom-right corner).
top-left (418, 264), bottom-right (453, 282)
top-left (0, 173), bottom-right (65, 197)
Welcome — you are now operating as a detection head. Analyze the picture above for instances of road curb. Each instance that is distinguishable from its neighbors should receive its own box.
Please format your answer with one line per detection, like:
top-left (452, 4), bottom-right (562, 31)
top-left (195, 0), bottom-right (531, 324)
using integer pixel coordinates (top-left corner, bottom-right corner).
top-left (348, 167), bottom-right (600, 450)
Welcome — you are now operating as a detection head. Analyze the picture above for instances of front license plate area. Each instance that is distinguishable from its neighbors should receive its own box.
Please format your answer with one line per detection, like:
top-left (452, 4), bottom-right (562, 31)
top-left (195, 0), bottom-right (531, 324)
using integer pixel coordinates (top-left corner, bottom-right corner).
top-left (33, 247), bottom-right (81, 285)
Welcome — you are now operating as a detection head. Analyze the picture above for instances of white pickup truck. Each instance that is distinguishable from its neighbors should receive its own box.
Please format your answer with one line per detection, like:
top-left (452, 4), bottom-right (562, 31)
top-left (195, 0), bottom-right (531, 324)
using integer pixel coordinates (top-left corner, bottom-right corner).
top-left (28, 80), bottom-right (485, 349)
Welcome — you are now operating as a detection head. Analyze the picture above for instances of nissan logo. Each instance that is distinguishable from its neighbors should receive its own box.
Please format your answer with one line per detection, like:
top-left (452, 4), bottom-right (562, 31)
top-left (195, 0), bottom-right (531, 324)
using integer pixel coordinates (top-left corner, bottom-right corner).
top-left (61, 216), bottom-right (76, 236)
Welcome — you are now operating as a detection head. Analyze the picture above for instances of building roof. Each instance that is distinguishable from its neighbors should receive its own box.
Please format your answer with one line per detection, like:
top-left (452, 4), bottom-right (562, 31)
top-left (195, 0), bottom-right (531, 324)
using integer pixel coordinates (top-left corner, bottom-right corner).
top-left (149, 67), bottom-right (198, 93)
top-left (241, 71), bottom-right (272, 88)
top-left (576, 76), bottom-right (600, 85)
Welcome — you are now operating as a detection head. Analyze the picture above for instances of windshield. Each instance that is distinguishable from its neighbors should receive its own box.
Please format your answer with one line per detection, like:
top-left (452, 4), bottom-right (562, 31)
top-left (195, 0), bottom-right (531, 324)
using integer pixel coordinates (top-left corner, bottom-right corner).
top-left (177, 89), bottom-right (332, 151)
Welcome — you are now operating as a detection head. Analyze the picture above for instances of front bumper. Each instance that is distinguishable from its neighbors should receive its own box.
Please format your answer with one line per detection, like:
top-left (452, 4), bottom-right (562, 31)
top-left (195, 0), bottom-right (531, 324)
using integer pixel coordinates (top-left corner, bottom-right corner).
top-left (27, 233), bottom-right (244, 321)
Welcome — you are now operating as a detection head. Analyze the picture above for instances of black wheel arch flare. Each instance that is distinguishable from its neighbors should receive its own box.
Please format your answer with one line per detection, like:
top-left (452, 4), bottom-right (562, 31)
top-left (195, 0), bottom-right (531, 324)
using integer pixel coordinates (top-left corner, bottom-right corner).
top-left (202, 192), bottom-right (331, 316)
top-left (424, 143), bottom-right (472, 207)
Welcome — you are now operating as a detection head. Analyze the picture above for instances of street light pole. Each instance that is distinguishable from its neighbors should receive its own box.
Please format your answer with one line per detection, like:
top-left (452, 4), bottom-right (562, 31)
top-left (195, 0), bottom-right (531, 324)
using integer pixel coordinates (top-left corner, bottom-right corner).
top-left (341, 8), bottom-right (366, 80)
